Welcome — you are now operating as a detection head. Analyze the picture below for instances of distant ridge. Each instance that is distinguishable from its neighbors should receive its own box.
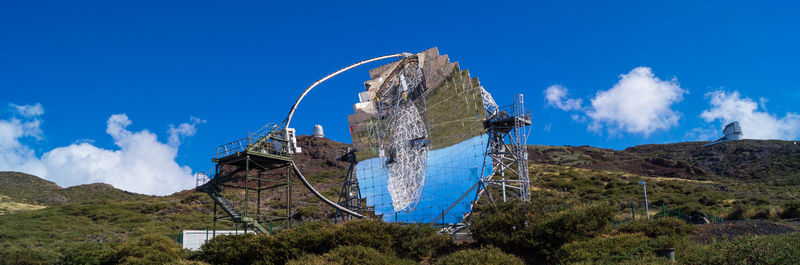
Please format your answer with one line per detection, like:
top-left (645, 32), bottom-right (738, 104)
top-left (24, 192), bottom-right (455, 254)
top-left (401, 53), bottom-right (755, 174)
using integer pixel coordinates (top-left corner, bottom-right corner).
top-left (528, 139), bottom-right (800, 182)
top-left (0, 171), bottom-right (144, 208)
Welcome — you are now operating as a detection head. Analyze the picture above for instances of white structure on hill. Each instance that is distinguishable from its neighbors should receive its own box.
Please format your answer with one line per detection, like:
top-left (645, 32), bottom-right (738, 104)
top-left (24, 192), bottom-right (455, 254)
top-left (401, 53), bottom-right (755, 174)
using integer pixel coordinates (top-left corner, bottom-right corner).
top-left (705, 121), bottom-right (743, 146)
top-left (313, 124), bottom-right (324, 138)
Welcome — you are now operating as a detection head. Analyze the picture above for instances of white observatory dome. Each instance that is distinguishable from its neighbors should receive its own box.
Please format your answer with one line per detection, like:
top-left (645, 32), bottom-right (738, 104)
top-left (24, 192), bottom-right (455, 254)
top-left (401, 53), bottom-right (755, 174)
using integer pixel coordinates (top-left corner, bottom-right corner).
top-left (313, 124), bottom-right (324, 138)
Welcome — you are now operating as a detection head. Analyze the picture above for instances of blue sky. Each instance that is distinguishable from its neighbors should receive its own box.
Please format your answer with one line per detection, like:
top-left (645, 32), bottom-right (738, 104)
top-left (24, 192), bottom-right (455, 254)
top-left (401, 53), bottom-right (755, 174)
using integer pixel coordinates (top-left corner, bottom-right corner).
top-left (1, 1), bottom-right (798, 194)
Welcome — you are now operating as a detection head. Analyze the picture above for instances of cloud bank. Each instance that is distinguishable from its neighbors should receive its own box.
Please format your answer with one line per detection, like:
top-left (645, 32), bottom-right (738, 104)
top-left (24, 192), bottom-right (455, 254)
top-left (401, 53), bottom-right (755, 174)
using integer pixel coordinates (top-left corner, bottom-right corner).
top-left (0, 103), bottom-right (202, 195)
top-left (545, 67), bottom-right (687, 136)
top-left (698, 91), bottom-right (800, 140)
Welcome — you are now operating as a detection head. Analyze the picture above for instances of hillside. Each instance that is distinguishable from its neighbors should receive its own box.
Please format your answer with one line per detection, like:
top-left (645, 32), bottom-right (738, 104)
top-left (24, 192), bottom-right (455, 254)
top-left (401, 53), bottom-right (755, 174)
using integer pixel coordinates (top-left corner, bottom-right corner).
top-left (1, 138), bottom-right (799, 264)
top-left (626, 140), bottom-right (800, 182)
top-left (528, 139), bottom-right (800, 219)
top-left (0, 172), bottom-right (145, 214)
top-left (528, 140), bottom-right (800, 182)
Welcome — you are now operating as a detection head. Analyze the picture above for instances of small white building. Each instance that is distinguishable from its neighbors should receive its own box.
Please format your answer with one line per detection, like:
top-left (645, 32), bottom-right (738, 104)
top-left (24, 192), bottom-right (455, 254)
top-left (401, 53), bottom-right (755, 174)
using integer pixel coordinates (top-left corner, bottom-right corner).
top-left (705, 121), bottom-right (744, 146)
top-left (181, 230), bottom-right (253, 251)
top-left (313, 124), bottom-right (324, 138)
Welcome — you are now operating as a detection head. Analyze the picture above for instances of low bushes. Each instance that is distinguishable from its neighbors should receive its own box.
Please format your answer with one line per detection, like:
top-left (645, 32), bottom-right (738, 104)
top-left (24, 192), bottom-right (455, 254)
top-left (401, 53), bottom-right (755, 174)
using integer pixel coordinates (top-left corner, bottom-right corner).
top-left (197, 233), bottom-right (280, 265)
top-left (287, 245), bottom-right (416, 265)
top-left (198, 219), bottom-right (450, 264)
top-left (0, 247), bottom-right (59, 265)
top-left (435, 246), bottom-right (524, 265)
top-left (620, 217), bottom-right (695, 238)
top-left (682, 231), bottom-right (800, 264)
top-left (59, 241), bottom-right (118, 265)
top-left (470, 201), bottom-right (615, 261)
top-left (780, 201), bottom-right (800, 219)
top-left (555, 233), bottom-right (654, 264)
top-left (59, 234), bottom-right (188, 265)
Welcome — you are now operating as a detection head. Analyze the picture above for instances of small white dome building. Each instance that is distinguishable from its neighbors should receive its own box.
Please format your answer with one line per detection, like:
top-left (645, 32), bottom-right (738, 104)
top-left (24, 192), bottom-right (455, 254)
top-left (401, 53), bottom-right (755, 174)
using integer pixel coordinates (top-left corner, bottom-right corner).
top-left (313, 125), bottom-right (324, 138)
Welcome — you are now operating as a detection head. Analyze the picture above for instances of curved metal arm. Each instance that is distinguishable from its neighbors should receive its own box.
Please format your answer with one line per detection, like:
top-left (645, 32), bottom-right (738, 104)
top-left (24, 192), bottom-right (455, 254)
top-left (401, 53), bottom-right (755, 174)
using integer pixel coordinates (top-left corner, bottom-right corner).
top-left (283, 52), bottom-right (411, 218)
top-left (283, 53), bottom-right (411, 128)
top-left (291, 162), bottom-right (363, 218)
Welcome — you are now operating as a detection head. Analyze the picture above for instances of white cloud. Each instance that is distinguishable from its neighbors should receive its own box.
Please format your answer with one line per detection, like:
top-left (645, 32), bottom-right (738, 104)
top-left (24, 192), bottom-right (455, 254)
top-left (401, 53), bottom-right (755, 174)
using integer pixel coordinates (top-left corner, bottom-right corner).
top-left (9, 103), bottom-right (44, 117)
top-left (545, 85), bottom-right (583, 111)
top-left (698, 90), bottom-right (800, 140)
top-left (586, 67), bottom-right (686, 136)
top-left (545, 67), bottom-right (686, 136)
top-left (168, 117), bottom-right (206, 146)
top-left (0, 104), bottom-right (202, 196)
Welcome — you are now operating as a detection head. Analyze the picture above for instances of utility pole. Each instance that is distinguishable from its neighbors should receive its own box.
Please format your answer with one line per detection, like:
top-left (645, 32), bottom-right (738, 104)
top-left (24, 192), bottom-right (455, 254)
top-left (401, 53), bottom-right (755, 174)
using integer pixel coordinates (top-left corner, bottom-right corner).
top-left (639, 181), bottom-right (650, 220)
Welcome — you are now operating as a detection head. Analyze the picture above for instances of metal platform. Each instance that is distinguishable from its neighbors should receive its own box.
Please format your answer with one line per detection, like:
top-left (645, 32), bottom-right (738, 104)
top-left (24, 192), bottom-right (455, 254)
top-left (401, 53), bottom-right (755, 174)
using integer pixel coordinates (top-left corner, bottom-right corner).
top-left (199, 124), bottom-right (297, 235)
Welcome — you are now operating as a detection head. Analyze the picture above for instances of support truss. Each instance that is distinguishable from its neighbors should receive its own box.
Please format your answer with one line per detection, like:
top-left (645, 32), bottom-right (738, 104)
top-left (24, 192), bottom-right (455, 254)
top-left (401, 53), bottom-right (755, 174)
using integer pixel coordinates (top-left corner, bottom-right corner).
top-left (477, 94), bottom-right (532, 203)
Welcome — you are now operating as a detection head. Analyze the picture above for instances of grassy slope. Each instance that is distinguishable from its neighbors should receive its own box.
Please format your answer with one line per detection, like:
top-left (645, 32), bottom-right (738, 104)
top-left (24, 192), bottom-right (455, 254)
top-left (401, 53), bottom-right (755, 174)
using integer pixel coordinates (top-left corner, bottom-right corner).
top-left (0, 139), bottom-right (798, 262)
top-left (0, 191), bottom-right (224, 260)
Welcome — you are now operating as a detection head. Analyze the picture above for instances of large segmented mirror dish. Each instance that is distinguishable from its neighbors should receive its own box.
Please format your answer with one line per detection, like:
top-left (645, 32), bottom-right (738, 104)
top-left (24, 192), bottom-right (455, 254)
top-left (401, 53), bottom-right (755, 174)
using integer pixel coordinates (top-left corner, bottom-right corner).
top-left (347, 48), bottom-right (494, 223)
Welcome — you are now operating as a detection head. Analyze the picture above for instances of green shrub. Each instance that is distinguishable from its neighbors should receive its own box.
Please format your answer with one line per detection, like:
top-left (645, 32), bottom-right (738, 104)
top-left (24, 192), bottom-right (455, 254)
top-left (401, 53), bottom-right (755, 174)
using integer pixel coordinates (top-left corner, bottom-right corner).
top-left (0, 247), bottom-right (59, 265)
top-left (295, 205), bottom-right (324, 219)
top-left (114, 234), bottom-right (189, 265)
top-left (278, 221), bottom-right (339, 259)
top-left (59, 241), bottom-right (118, 265)
top-left (470, 201), bottom-right (539, 255)
top-left (279, 220), bottom-right (449, 260)
top-left (555, 233), bottom-right (653, 264)
top-left (682, 231), bottom-right (800, 264)
top-left (539, 202), bottom-right (616, 249)
top-left (619, 217), bottom-right (695, 238)
top-left (198, 220), bottom-right (449, 264)
top-left (287, 245), bottom-right (415, 265)
top-left (752, 206), bottom-right (780, 221)
top-left (470, 201), bottom-right (615, 261)
top-left (780, 201), bottom-right (800, 219)
top-left (385, 222), bottom-right (451, 259)
top-left (725, 205), bottom-right (749, 220)
top-left (435, 246), bottom-right (524, 265)
top-left (198, 233), bottom-right (285, 265)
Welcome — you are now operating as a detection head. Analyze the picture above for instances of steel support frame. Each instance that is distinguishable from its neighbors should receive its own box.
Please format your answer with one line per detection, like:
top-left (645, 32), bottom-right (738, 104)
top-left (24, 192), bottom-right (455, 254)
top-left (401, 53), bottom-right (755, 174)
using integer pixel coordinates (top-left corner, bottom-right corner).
top-left (429, 95), bottom-right (532, 230)
top-left (211, 153), bottom-right (292, 236)
top-left (476, 94), bottom-right (531, 204)
top-left (334, 157), bottom-right (363, 222)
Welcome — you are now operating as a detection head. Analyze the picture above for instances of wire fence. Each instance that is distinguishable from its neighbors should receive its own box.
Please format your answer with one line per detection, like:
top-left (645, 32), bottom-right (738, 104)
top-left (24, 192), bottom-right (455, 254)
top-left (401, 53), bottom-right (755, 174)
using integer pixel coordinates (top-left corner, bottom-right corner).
top-left (604, 200), bottom-right (727, 228)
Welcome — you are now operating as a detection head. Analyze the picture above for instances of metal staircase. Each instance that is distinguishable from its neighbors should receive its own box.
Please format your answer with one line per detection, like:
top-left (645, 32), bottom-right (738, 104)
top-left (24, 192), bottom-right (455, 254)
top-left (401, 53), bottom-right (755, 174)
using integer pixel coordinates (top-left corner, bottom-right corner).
top-left (205, 187), bottom-right (267, 233)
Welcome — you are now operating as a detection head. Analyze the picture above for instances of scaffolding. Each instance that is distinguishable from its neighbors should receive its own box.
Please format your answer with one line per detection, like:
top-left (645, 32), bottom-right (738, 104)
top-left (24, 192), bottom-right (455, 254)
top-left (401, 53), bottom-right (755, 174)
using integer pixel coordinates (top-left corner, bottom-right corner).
top-left (197, 124), bottom-right (297, 235)
top-left (477, 94), bottom-right (532, 203)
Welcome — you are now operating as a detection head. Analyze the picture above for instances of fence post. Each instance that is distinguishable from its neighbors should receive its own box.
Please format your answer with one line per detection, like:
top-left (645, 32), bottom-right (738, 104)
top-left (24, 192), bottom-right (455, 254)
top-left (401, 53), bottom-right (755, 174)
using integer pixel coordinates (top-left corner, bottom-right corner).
top-left (631, 200), bottom-right (636, 221)
top-left (662, 203), bottom-right (666, 218)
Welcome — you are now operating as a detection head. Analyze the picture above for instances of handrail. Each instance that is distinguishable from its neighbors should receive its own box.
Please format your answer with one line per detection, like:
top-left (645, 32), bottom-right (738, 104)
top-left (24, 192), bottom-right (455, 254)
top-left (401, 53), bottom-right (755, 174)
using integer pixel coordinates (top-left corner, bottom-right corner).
top-left (214, 123), bottom-right (291, 159)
